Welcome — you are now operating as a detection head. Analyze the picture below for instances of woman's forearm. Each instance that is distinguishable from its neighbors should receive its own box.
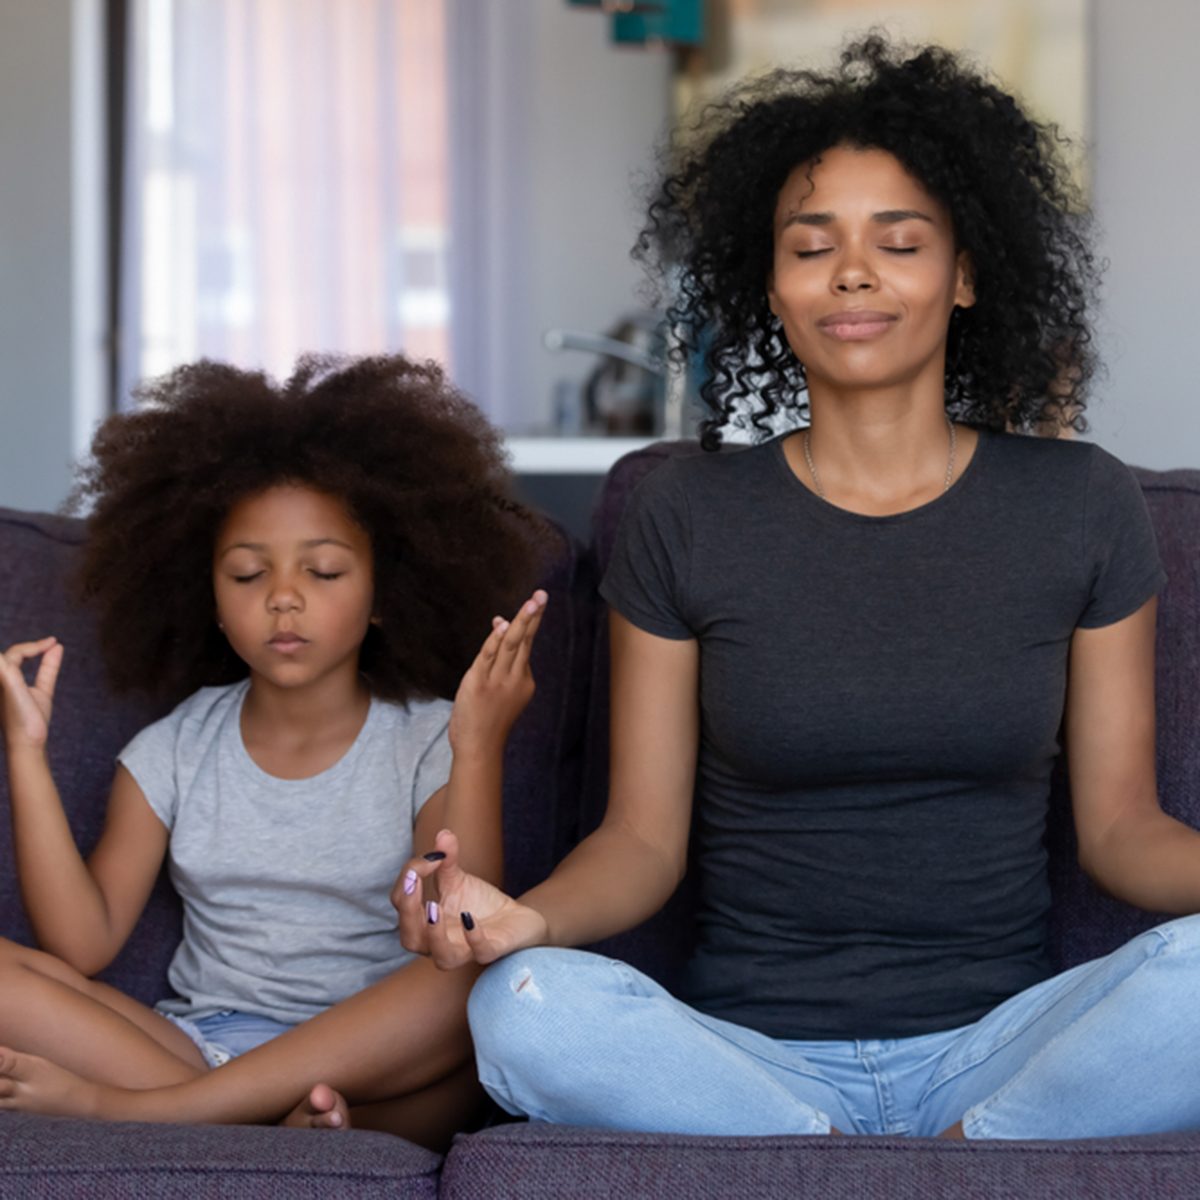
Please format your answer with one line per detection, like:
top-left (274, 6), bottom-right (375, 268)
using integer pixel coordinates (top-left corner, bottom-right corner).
top-left (1082, 808), bottom-right (1200, 914)
top-left (519, 817), bottom-right (685, 948)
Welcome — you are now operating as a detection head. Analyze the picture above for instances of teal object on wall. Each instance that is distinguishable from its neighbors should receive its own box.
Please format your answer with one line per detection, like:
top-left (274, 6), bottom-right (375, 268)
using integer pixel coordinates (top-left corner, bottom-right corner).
top-left (611, 0), bottom-right (703, 46)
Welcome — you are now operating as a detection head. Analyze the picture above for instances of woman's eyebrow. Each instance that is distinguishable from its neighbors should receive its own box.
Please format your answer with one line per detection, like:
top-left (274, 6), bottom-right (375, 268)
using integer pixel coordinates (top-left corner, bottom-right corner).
top-left (872, 208), bottom-right (935, 225)
top-left (780, 211), bottom-right (834, 229)
top-left (780, 208), bottom-right (935, 229)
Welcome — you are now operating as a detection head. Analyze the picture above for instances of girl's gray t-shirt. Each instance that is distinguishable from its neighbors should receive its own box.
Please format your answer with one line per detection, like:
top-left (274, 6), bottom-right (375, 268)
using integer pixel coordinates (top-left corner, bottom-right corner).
top-left (600, 429), bottom-right (1167, 1040)
top-left (119, 679), bottom-right (452, 1024)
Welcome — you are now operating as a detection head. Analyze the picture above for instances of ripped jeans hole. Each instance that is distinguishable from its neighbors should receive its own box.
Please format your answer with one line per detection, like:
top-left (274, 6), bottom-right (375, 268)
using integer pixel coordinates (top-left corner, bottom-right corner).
top-left (511, 970), bottom-right (544, 1001)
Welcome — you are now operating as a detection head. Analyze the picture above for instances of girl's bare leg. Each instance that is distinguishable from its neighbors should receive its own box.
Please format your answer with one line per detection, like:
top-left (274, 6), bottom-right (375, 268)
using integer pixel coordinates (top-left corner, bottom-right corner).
top-left (0, 957), bottom-right (479, 1132)
top-left (0, 936), bottom-right (206, 1087)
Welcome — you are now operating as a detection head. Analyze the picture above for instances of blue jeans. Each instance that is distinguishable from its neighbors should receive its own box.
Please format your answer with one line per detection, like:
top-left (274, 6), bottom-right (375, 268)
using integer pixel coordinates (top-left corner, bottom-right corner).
top-left (161, 1008), bottom-right (296, 1069)
top-left (468, 915), bottom-right (1200, 1139)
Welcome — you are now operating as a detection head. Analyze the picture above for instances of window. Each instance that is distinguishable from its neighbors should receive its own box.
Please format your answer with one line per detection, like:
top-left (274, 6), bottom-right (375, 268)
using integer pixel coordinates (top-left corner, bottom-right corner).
top-left (118, 0), bottom-right (451, 404)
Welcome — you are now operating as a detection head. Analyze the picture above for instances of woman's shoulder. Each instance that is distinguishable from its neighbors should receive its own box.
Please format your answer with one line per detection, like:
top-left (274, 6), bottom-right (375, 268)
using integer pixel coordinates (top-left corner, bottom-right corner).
top-left (982, 430), bottom-right (1137, 495)
top-left (630, 439), bottom-right (781, 503)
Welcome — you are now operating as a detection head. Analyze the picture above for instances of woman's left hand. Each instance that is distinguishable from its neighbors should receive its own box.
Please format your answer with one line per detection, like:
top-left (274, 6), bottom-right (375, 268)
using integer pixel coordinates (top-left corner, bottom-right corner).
top-left (448, 590), bottom-right (547, 758)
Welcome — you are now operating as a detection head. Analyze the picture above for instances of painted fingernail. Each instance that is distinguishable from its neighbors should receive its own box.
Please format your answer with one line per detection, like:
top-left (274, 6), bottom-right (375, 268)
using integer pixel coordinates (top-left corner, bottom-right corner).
top-left (524, 600), bottom-right (538, 614)
top-left (461, 912), bottom-right (475, 932)
top-left (423, 850), bottom-right (446, 862)
top-left (497, 620), bottom-right (510, 633)
top-left (426, 901), bottom-right (439, 924)
top-left (402, 870), bottom-right (418, 896)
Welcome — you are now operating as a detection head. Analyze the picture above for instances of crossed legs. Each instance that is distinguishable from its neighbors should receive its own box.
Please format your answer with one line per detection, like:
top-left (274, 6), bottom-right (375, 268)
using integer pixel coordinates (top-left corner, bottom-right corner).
top-left (0, 939), bottom-right (484, 1151)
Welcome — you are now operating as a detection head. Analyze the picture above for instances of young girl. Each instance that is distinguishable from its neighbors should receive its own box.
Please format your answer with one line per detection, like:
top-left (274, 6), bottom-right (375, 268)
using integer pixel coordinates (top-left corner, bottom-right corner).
top-left (0, 353), bottom-right (547, 1148)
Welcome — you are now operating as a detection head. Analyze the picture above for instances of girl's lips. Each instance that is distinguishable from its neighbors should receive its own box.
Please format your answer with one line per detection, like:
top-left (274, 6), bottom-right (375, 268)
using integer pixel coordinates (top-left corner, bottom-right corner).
top-left (268, 634), bottom-right (308, 653)
top-left (817, 312), bottom-right (897, 340)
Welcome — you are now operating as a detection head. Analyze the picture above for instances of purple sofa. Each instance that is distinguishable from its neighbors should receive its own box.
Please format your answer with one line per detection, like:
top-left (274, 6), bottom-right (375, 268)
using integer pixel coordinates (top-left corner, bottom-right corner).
top-left (1, 441), bottom-right (1198, 1197)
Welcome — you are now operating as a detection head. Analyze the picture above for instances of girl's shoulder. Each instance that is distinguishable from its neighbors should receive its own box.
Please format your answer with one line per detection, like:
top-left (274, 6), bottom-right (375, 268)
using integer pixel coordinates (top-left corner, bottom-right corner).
top-left (371, 693), bottom-right (453, 743)
top-left (123, 679), bottom-right (249, 759)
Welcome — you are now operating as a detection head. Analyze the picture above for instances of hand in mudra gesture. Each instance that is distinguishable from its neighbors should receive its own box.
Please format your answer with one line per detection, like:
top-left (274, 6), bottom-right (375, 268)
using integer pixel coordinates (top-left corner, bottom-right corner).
top-left (393, 829), bottom-right (549, 968)
top-left (0, 637), bottom-right (65, 750)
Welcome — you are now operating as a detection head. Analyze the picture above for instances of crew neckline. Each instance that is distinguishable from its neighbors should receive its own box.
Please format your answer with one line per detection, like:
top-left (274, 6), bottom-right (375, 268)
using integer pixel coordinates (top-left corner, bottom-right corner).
top-left (230, 679), bottom-right (380, 786)
top-left (769, 426), bottom-right (992, 525)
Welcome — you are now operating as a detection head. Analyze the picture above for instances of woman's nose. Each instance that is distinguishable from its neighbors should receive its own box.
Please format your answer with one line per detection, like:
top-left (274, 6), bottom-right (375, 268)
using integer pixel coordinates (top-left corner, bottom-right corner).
top-left (832, 247), bottom-right (878, 293)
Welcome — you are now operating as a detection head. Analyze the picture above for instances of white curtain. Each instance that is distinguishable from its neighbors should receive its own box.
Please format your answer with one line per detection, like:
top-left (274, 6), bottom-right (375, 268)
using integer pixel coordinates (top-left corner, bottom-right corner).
top-left (118, 0), bottom-right (452, 406)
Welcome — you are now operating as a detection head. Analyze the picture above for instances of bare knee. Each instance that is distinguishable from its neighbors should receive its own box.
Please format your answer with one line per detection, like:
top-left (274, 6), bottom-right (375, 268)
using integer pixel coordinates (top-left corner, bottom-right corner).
top-left (0, 938), bottom-right (89, 987)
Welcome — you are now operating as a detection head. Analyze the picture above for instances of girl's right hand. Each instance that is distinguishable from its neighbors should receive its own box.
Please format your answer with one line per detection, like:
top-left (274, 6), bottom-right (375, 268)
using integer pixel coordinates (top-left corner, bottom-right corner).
top-left (0, 638), bottom-right (64, 750)
top-left (393, 829), bottom-right (550, 968)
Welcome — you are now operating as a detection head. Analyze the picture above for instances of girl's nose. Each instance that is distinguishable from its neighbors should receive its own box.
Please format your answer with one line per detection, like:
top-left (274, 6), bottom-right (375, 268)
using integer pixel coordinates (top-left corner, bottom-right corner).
top-left (267, 585), bottom-right (302, 613)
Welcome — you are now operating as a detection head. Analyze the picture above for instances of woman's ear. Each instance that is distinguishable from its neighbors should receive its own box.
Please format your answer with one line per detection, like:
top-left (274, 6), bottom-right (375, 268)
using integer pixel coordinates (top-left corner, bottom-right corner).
top-left (954, 251), bottom-right (976, 309)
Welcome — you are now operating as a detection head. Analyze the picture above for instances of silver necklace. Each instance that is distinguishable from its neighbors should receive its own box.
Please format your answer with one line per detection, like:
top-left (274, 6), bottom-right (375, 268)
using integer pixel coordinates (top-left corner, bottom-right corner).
top-left (802, 417), bottom-right (957, 501)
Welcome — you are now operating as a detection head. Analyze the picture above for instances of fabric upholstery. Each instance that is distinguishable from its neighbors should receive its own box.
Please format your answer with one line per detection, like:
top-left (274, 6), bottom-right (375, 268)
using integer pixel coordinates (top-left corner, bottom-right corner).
top-left (441, 1123), bottom-right (1200, 1199)
top-left (0, 1113), bottom-right (439, 1199)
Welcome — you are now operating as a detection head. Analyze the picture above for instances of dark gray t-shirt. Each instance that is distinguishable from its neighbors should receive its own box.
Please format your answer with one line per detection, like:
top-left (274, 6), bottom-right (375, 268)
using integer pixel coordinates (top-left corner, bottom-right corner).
top-left (600, 430), bottom-right (1166, 1040)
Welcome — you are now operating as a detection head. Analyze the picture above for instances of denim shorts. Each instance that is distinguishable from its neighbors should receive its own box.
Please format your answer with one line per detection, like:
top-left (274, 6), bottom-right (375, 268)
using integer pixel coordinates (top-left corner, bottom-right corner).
top-left (161, 1008), bottom-right (296, 1070)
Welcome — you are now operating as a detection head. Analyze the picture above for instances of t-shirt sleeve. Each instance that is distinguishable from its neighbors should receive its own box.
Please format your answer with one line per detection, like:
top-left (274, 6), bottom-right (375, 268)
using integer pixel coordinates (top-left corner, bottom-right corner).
top-left (117, 711), bottom-right (181, 830)
top-left (410, 703), bottom-right (453, 814)
top-left (599, 462), bottom-right (695, 640)
top-left (1077, 447), bottom-right (1168, 628)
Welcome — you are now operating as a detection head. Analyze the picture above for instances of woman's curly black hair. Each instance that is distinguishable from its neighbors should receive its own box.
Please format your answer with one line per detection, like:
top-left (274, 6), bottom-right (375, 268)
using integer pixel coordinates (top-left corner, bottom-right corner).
top-left (636, 34), bottom-right (1099, 449)
top-left (70, 354), bottom-right (550, 705)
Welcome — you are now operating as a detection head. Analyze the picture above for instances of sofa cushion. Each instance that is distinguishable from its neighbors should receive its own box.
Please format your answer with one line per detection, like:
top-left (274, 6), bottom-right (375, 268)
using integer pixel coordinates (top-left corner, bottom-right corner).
top-left (440, 1122), bottom-right (1200, 1199)
top-left (0, 1112), bottom-right (440, 1199)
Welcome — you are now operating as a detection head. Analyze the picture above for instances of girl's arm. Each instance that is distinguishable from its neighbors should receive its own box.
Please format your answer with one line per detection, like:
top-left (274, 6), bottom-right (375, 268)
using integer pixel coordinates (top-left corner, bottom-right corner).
top-left (1, 638), bottom-right (168, 975)
top-left (410, 590), bottom-right (547, 885)
top-left (1067, 597), bottom-right (1200, 911)
top-left (398, 609), bottom-right (699, 963)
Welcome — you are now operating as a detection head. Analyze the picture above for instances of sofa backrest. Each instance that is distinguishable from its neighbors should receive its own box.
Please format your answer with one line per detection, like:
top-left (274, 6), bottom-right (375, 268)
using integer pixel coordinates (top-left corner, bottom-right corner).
top-left (0, 509), bottom-right (176, 1003)
top-left (582, 443), bottom-right (1200, 984)
top-left (0, 506), bottom-right (593, 1002)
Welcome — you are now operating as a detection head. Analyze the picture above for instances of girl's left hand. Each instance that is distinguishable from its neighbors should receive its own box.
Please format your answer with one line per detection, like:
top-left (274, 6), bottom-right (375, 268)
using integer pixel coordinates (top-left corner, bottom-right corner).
top-left (448, 590), bottom-right (547, 758)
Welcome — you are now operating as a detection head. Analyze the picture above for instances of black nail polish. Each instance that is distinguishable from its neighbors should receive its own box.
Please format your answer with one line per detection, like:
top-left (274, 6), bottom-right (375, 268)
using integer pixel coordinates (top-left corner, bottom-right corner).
top-left (423, 851), bottom-right (446, 862)
top-left (461, 912), bottom-right (475, 931)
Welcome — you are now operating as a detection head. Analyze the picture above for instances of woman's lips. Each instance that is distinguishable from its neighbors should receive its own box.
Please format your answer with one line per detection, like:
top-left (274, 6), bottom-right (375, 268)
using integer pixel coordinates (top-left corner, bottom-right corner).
top-left (817, 310), bottom-right (897, 340)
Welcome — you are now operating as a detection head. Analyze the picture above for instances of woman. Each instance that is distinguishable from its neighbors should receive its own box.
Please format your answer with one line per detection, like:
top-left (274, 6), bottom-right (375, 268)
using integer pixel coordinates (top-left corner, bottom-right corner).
top-left (399, 37), bottom-right (1198, 1140)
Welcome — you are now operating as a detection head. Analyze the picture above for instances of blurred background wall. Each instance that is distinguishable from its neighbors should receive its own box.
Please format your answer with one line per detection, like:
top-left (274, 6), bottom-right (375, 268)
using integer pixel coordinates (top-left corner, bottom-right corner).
top-left (0, 0), bottom-right (1196, 514)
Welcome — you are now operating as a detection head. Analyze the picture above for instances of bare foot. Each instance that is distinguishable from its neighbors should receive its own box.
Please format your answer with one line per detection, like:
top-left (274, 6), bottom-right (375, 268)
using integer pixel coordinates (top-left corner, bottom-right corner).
top-left (0, 1047), bottom-right (102, 1118)
top-left (282, 1082), bottom-right (351, 1130)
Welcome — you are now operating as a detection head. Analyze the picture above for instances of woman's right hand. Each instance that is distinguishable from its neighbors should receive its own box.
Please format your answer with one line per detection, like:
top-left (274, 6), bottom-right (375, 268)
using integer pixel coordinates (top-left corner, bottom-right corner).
top-left (0, 638), bottom-right (64, 750)
top-left (393, 829), bottom-right (549, 968)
